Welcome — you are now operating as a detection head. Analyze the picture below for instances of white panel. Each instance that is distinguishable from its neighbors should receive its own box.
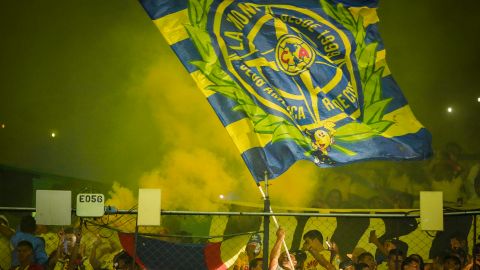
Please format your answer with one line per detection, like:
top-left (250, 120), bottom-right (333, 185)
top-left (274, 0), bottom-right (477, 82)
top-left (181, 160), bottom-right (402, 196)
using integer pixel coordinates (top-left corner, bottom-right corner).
top-left (36, 190), bottom-right (71, 225)
top-left (76, 193), bottom-right (105, 217)
top-left (420, 191), bottom-right (443, 231)
top-left (138, 189), bottom-right (161, 226)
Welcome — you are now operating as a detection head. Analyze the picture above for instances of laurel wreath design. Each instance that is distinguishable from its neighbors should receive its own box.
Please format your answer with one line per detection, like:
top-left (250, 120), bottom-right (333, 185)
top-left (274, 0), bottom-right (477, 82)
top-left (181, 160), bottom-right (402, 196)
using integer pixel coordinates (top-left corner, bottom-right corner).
top-left (185, 0), bottom-right (394, 157)
top-left (320, 0), bottom-right (394, 142)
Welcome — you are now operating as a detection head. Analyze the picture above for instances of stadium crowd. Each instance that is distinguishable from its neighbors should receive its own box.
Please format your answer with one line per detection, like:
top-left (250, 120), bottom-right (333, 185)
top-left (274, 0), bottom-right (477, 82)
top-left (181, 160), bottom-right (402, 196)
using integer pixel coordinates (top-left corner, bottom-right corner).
top-left (0, 212), bottom-right (479, 270)
top-left (0, 143), bottom-right (479, 270)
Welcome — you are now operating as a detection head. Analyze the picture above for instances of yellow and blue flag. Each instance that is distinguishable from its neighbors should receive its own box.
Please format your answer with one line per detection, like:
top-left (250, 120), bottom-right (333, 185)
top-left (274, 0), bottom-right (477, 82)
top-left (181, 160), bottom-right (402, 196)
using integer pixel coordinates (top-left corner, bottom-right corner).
top-left (140, 0), bottom-right (432, 182)
top-left (119, 232), bottom-right (251, 269)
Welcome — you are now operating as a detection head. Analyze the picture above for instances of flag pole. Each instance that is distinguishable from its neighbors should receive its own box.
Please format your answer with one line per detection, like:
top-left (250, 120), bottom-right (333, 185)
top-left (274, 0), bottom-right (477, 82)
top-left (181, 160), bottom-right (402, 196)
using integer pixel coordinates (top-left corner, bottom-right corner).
top-left (261, 171), bottom-right (270, 270)
top-left (258, 172), bottom-right (295, 270)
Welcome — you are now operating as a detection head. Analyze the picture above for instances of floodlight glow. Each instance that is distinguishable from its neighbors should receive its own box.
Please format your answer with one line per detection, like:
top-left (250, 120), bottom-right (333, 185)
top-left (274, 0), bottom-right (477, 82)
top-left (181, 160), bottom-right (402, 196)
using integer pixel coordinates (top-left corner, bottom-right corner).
top-left (1, 124), bottom-right (4, 129)
top-left (477, 97), bottom-right (480, 102)
top-left (51, 132), bottom-right (56, 138)
top-left (447, 107), bottom-right (452, 113)
top-left (219, 194), bottom-right (225, 199)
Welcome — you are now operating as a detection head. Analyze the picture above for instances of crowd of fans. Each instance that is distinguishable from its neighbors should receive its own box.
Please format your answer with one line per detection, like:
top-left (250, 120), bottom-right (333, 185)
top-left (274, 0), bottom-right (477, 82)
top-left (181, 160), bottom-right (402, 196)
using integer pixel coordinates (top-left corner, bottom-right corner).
top-left (233, 227), bottom-right (480, 270)
top-left (0, 211), bottom-right (479, 270)
top-left (0, 215), bottom-right (139, 270)
top-left (0, 142), bottom-right (479, 270)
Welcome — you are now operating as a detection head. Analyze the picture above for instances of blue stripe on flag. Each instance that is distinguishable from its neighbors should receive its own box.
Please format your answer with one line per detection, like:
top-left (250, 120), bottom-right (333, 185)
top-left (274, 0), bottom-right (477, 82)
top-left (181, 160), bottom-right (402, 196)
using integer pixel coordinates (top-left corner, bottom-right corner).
top-left (207, 93), bottom-right (248, 126)
top-left (365, 24), bottom-right (385, 51)
top-left (140, 0), bottom-right (188, 20)
top-left (335, 0), bottom-right (379, 8)
top-left (170, 39), bottom-right (202, 73)
top-left (242, 127), bottom-right (431, 181)
top-left (380, 75), bottom-right (409, 114)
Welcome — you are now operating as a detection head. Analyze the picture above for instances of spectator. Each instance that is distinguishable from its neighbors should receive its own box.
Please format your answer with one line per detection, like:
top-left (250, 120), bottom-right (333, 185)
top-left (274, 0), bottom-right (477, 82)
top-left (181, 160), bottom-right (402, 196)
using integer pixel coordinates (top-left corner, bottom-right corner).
top-left (290, 250), bottom-right (307, 269)
top-left (249, 258), bottom-right (263, 270)
top-left (339, 259), bottom-right (354, 270)
top-left (357, 252), bottom-right (376, 270)
top-left (369, 231), bottom-right (408, 265)
top-left (355, 263), bottom-right (370, 270)
top-left (451, 247), bottom-right (467, 268)
top-left (443, 255), bottom-right (461, 270)
top-left (10, 215), bottom-right (48, 267)
top-left (246, 234), bottom-right (262, 260)
top-left (350, 248), bottom-right (367, 263)
top-left (407, 254), bottom-right (424, 270)
top-left (463, 243), bottom-right (480, 270)
top-left (400, 257), bottom-right (419, 270)
top-left (47, 227), bottom-right (92, 270)
top-left (449, 233), bottom-right (466, 251)
top-left (302, 230), bottom-right (336, 270)
top-left (430, 229), bottom-right (471, 261)
top-left (387, 249), bottom-right (404, 270)
top-left (0, 215), bottom-right (14, 270)
top-left (269, 227), bottom-right (297, 270)
top-left (9, 240), bottom-right (43, 270)
top-left (233, 233), bottom-right (262, 270)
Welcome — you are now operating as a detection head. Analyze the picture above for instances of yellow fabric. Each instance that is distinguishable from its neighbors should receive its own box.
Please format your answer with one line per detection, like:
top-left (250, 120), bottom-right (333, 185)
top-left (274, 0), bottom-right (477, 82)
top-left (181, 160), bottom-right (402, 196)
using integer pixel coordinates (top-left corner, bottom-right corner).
top-left (349, 7), bottom-right (379, 27)
top-left (381, 105), bottom-right (424, 138)
top-left (153, 9), bottom-right (189, 45)
top-left (190, 70), bottom-right (216, 98)
top-left (375, 50), bottom-right (391, 77)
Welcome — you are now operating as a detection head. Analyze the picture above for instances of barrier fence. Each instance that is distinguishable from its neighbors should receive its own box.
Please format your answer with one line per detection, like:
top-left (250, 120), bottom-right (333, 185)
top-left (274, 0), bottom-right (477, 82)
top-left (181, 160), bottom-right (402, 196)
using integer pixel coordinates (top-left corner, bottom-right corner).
top-left (0, 208), bottom-right (478, 270)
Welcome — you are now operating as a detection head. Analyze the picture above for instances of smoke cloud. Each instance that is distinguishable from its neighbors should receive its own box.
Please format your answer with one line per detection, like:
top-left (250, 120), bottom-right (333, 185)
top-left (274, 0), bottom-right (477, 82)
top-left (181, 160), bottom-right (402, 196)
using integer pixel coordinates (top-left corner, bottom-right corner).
top-left (108, 48), bottom-right (325, 211)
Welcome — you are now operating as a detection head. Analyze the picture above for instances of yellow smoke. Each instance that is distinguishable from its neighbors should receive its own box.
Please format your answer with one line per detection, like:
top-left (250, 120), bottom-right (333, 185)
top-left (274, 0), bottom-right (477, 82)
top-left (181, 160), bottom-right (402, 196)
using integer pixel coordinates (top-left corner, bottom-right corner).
top-left (108, 38), bottom-right (325, 212)
top-left (268, 161), bottom-right (321, 208)
top-left (105, 182), bottom-right (137, 210)
top-left (139, 148), bottom-right (238, 210)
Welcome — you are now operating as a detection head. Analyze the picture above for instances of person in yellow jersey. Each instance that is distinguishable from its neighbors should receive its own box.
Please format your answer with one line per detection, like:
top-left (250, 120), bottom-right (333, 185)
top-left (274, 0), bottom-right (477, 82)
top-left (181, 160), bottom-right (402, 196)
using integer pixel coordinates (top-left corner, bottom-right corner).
top-left (302, 230), bottom-right (336, 270)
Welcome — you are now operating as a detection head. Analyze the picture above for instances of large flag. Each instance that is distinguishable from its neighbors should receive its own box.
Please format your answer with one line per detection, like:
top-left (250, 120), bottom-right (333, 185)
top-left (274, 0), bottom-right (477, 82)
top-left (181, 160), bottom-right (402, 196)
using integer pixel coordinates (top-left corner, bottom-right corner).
top-left (118, 232), bottom-right (250, 270)
top-left (139, 0), bottom-right (432, 181)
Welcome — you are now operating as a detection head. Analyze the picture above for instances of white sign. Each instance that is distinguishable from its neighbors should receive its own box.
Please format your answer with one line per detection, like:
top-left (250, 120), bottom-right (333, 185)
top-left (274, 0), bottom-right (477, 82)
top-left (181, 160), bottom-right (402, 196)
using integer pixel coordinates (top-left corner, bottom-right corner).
top-left (76, 193), bottom-right (105, 217)
top-left (138, 189), bottom-right (161, 226)
top-left (36, 190), bottom-right (71, 225)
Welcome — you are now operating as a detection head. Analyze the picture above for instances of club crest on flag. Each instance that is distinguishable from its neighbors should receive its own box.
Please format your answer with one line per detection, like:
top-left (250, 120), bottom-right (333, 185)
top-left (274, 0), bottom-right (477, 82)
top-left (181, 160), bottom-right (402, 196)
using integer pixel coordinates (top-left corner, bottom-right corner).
top-left (275, 35), bottom-right (315, 76)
